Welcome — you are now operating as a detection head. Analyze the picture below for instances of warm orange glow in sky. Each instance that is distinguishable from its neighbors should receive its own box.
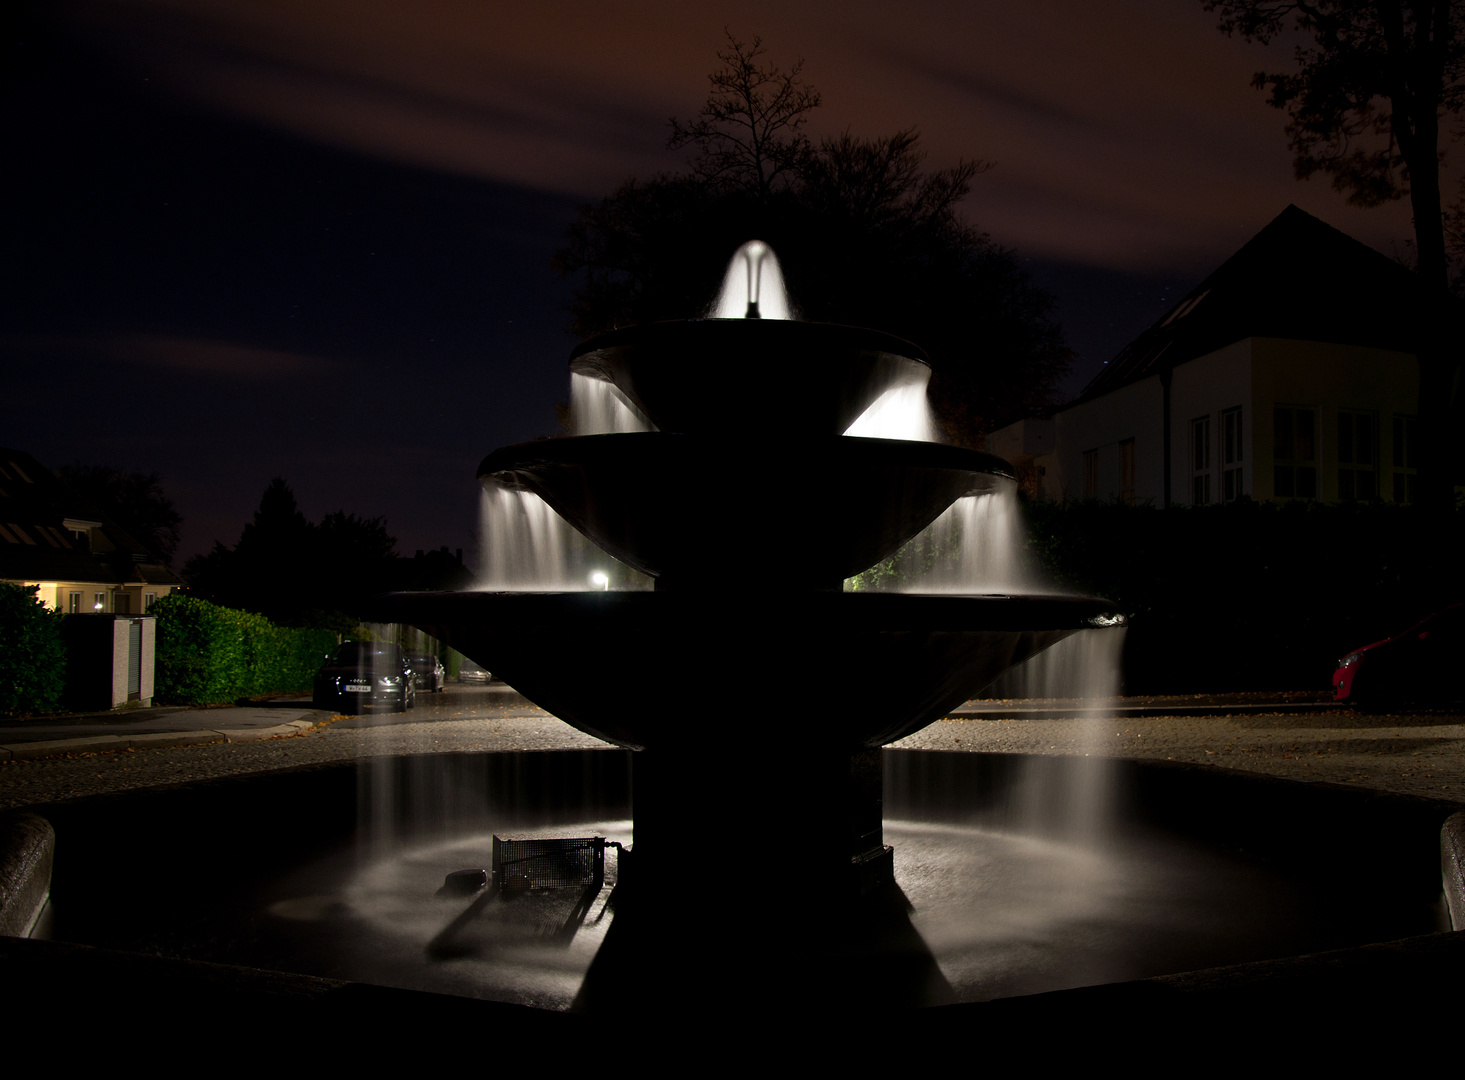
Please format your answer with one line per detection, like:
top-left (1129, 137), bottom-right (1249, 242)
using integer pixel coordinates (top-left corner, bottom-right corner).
top-left (72, 0), bottom-right (1418, 271)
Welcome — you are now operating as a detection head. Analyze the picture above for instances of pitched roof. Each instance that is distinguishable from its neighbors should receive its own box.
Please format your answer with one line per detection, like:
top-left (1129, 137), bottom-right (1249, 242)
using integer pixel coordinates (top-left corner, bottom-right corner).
top-left (0, 448), bottom-right (183, 587)
top-left (1079, 205), bottom-right (1427, 401)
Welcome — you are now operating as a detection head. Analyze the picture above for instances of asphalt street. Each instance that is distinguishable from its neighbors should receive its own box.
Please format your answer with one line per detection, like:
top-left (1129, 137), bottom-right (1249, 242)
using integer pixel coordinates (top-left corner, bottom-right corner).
top-left (1, 684), bottom-right (1462, 809)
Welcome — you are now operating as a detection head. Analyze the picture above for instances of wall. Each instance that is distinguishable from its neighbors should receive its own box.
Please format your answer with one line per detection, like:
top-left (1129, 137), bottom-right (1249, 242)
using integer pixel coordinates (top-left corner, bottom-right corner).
top-left (1170, 340), bottom-right (1253, 505)
top-left (1050, 376), bottom-right (1164, 502)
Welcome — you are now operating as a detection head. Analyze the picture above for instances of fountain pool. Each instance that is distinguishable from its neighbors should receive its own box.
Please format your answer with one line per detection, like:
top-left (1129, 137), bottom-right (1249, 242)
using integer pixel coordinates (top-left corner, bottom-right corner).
top-left (30, 748), bottom-right (1454, 1027)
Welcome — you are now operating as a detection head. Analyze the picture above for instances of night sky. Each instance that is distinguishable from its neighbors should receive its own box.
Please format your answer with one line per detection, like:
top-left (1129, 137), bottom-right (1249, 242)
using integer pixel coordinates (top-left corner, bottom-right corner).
top-left (1, 1), bottom-right (1422, 567)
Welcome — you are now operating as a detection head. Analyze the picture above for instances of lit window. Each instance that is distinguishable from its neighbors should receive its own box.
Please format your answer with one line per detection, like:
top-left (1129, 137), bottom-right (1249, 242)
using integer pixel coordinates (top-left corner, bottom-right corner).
top-left (1273, 405), bottom-right (1316, 499)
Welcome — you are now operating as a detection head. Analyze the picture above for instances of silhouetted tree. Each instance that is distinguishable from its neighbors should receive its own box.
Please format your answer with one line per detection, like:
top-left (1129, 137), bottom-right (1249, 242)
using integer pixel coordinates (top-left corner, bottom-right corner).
top-left (555, 36), bottom-right (1067, 444)
top-left (57, 462), bottom-right (182, 565)
top-left (667, 31), bottom-right (822, 199)
top-left (1205, 0), bottom-right (1464, 506)
top-left (312, 510), bottom-right (397, 617)
top-left (184, 478), bottom-right (398, 627)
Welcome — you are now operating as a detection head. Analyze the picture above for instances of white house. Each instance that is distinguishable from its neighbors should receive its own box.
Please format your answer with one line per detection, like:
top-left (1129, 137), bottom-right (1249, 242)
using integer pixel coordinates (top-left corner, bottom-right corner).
top-left (0, 448), bottom-right (182, 613)
top-left (989, 206), bottom-right (1430, 506)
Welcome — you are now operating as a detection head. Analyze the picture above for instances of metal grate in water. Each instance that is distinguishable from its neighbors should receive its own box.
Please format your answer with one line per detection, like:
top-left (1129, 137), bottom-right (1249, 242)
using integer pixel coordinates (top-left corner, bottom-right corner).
top-left (491, 835), bottom-right (606, 891)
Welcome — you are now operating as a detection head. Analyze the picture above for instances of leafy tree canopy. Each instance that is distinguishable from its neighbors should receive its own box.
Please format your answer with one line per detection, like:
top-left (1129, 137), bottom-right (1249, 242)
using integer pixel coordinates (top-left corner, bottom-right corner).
top-left (57, 462), bottom-right (183, 565)
top-left (555, 32), bottom-right (1071, 444)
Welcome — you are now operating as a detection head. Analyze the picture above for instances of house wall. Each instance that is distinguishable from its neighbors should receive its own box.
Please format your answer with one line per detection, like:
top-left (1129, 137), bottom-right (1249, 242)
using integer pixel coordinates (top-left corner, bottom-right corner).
top-left (114, 584), bottom-right (174, 614)
top-left (8, 579), bottom-right (112, 612)
top-left (1170, 340), bottom-right (1253, 505)
top-left (1248, 338), bottom-right (1418, 502)
top-left (1050, 376), bottom-right (1164, 502)
top-left (1037, 336), bottom-right (1419, 506)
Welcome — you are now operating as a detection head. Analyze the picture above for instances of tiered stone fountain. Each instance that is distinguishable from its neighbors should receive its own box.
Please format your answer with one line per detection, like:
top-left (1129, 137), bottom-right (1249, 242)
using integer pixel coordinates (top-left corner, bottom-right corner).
top-left (12, 245), bottom-right (1459, 1044)
top-left (379, 242), bottom-right (1121, 1018)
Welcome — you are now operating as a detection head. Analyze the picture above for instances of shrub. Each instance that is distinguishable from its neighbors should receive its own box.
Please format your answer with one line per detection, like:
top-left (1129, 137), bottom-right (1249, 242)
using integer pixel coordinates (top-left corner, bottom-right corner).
top-left (151, 593), bottom-right (336, 705)
top-left (0, 583), bottom-right (66, 716)
top-left (1020, 499), bottom-right (1465, 692)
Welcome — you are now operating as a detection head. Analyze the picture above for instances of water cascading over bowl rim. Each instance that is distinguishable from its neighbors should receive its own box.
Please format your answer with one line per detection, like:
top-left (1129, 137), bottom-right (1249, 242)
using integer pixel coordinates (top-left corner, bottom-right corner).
top-left (477, 434), bottom-right (1019, 590)
top-left (569, 318), bottom-right (934, 436)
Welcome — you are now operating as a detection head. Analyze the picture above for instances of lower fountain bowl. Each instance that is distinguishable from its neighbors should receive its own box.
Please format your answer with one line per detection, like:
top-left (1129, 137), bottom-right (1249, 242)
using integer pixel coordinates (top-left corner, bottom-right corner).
top-left (370, 590), bottom-right (1123, 749)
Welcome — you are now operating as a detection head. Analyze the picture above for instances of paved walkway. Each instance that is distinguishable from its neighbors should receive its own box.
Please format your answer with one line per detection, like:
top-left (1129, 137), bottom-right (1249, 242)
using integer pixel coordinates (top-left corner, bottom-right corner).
top-left (0, 684), bottom-right (538, 761)
top-left (0, 703), bottom-right (323, 760)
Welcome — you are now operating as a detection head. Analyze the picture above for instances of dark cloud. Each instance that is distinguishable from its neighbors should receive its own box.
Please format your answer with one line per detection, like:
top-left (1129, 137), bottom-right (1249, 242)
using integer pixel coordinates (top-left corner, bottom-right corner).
top-left (13, 334), bottom-right (334, 379)
top-left (881, 48), bottom-right (1088, 129)
top-left (0, 0), bottom-right (1433, 566)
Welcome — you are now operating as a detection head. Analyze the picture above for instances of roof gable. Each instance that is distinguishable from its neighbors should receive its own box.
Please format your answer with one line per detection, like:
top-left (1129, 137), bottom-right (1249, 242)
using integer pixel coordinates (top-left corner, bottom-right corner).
top-left (1079, 205), bottom-right (1425, 400)
top-left (0, 448), bottom-right (182, 586)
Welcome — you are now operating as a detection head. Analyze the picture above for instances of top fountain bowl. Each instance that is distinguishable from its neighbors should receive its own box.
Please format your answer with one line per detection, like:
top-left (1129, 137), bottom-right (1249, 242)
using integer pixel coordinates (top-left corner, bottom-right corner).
top-left (570, 319), bottom-right (931, 436)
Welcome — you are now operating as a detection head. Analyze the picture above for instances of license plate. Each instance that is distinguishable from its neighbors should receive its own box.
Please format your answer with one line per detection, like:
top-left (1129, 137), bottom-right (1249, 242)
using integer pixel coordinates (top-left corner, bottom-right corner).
top-left (345, 684), bottom-right (371, 693)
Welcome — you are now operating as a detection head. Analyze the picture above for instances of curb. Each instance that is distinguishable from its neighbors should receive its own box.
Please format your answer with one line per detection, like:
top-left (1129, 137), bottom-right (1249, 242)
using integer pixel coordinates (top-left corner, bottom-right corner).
top-left (0, 719), bottom-right (325, 762)
top-left (946, 702), bottom-right (1346, 721)
top-left (0, 812), bottom-right (54, 938)
top-left (1443, 810), bottom-right (1465, 932)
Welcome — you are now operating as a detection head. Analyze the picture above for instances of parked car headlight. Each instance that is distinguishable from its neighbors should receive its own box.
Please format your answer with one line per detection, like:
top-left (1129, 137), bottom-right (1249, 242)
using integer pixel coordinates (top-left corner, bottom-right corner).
top-left (1338, 652), bottom-right (1363, 668)
top-left (380, 675), bottom-right (402, 686)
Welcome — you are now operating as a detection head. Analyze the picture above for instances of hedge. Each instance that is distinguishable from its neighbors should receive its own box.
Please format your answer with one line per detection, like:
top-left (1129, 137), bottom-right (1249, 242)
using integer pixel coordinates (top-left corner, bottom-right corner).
top-left (0, 583), bottom-right (66, 716)
top-left (1020, 499), bottom-right (1465, 693)
top-left (151, 593), bottom-right (337, 705)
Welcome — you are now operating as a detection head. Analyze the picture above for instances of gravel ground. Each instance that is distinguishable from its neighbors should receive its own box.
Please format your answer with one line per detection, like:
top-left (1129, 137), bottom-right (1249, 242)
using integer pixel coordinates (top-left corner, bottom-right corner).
top-left (0, 712), bottom-right (612, 810)
top-left (3, 700), bottom-right (1464, 809)
top-left (893, 707), bottom-right (1465, 801)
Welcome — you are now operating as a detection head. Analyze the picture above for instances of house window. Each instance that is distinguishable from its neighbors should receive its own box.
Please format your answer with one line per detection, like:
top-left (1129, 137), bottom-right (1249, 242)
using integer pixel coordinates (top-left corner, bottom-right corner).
top-left (1221, 406), bottom-right (1243, 501)
top-left (1082, 449), bottom-right (1099, 498)
top-left (1392, 415), bottom-right (1418, 504)
top-left (1190, 416), bottom-right (1211, 505)
top-left (145, 592), bottom-right (157, 611)
top-left (1337, 410), bottom-right (1377, 500)
top-left (93, 592), bottom-right (106, 612)
top-left (1273, 405), bottom-right (1317, 499)
top-left (1119, 439), bottom-right (1136, 504)
top-left (68, 591), bottom-right (82, 613)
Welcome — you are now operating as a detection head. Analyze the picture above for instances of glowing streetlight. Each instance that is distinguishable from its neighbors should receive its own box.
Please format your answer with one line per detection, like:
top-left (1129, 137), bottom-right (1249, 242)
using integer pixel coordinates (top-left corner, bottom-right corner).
top-left (590, 571), bottom-right (609, 591)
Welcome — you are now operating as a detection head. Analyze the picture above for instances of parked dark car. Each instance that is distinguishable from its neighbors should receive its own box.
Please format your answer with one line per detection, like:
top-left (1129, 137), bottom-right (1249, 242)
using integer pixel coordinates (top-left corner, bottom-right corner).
top-left (1333, 603), bottom-right (1464, 707)
top-left (313, 642), bottom-right (417, 713)
top-left (406, 652), bottom-right (446, 693)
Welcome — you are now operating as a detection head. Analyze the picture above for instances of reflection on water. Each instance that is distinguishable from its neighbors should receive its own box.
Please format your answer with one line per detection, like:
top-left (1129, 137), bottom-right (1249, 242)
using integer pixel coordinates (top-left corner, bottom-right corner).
top-left (255, 811), bottom-right (1363, 1010)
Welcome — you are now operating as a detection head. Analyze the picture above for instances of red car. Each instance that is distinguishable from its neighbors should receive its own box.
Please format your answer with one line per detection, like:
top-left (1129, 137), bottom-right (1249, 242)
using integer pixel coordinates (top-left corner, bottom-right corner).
top-left (1333, 603), bottom-right (1464, 707)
